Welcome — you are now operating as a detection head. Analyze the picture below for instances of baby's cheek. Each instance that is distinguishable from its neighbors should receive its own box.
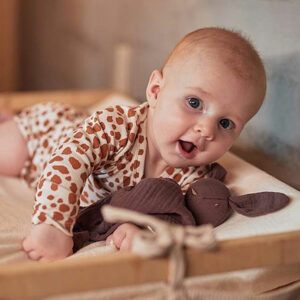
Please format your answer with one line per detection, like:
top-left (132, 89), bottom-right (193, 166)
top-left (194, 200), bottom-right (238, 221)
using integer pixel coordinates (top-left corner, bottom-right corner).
top-left (211, 140), bottom-right (232, 158)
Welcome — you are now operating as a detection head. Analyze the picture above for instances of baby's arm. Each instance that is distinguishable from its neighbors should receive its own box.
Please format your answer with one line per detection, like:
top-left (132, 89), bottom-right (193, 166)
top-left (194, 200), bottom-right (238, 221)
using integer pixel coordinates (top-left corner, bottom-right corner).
top-left (23, 107), bottom-right (131, 261)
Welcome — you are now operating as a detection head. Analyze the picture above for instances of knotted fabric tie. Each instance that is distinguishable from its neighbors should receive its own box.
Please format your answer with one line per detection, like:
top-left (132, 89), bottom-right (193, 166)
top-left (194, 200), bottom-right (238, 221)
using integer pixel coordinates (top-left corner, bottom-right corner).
top-left (102, 205), bottom-right (217, 300)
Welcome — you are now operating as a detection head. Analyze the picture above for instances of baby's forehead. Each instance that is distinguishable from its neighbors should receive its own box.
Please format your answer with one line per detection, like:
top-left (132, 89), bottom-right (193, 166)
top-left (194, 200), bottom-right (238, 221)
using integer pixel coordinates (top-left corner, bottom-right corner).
top-left (171, 45), bottom-right (254, 80)
top-left (166, 42), bottom-right (265, 100)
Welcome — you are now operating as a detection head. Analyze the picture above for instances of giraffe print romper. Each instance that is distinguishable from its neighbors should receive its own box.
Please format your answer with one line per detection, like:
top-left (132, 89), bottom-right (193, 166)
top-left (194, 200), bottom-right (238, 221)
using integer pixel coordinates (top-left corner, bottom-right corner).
top-left (14, 102), bottom-right (209, 236)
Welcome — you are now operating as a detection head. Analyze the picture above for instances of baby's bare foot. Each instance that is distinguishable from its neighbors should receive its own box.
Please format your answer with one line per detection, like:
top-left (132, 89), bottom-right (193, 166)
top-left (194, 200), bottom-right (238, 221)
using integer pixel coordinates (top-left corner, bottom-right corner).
top-left (22, 223), bottom-right (73, 261)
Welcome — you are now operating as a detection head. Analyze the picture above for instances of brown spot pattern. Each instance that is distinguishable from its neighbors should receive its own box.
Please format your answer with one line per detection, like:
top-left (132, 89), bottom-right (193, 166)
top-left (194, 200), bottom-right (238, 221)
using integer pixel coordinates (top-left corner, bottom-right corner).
top-left (69, 157), bottom-right (81, 169)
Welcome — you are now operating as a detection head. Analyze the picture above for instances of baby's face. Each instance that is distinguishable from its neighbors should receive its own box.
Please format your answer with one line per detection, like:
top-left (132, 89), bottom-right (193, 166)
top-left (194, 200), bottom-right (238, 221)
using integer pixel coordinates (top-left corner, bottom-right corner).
top-left (146, 54), bottom-right (263, 168)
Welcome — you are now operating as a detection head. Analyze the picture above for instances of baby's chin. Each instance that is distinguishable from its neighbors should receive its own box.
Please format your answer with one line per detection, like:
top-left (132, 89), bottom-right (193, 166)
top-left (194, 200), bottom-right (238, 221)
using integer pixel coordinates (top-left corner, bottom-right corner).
top-left (163, 157), bottom-right (209, 169)
top-left (161, 149), bottom-right (221, 169)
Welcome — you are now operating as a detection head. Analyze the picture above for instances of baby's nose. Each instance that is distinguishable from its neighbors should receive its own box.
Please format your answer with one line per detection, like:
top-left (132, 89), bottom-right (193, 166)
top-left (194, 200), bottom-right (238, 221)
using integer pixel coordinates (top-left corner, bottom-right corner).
top-left (194, 118), bottom-right (216, 140)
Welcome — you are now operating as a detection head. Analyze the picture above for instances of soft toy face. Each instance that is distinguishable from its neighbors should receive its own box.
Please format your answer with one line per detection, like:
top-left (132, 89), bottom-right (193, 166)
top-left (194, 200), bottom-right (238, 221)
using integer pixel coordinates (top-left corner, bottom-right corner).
top-left (185, 178), bottom-right (232, 227)
top-left (185, 177), bottom-right (289, 227)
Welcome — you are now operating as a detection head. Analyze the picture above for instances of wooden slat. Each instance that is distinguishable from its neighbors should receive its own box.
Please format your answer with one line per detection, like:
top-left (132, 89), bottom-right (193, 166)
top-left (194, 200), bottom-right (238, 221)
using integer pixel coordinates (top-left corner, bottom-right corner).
top-left (186, 230), bottom-right (300, 276)
top-left (0, 89), bottom-right (114, 110)
top-left (0, 230), bottom-right (300, 300)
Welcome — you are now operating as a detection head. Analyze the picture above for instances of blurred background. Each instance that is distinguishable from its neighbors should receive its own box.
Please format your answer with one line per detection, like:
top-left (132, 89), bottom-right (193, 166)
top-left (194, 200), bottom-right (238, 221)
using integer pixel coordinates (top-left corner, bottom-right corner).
top-left (0, 0), bottom-right (299, 189)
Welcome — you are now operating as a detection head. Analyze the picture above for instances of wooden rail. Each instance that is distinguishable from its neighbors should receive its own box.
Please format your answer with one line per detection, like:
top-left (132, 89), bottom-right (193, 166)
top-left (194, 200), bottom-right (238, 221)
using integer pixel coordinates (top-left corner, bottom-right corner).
top-left (0, 89), bottom-right (113, 110)
top-left (0, 230), bottom-right (300, 300)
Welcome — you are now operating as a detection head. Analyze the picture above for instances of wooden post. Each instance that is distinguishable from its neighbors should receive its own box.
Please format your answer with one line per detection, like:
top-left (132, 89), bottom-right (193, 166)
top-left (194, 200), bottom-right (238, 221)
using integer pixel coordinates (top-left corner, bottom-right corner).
top-left (0, 0), bottom-right (20, 91)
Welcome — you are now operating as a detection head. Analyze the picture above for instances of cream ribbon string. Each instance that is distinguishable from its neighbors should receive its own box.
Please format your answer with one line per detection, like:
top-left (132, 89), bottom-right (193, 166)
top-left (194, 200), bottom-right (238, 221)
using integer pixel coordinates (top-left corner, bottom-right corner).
top-left (102, 205), bottom-right (217, 300)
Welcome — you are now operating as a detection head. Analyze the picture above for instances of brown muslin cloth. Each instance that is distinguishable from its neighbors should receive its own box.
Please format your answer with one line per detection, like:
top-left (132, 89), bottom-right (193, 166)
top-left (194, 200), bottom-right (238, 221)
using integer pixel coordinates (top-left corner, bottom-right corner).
top-left (73, 178), bottom-right (195, 251)
top-left (73, 171), bottom-right (289, 252)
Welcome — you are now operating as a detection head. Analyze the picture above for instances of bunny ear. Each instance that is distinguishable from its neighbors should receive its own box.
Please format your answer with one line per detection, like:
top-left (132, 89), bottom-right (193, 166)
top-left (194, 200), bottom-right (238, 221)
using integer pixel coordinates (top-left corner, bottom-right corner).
top-left (229, 192), bottom-right (290, 217)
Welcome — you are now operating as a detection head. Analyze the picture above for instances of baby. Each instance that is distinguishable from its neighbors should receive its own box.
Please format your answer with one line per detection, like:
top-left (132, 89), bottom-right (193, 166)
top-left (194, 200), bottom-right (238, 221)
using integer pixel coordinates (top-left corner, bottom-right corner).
top-left (0, 27), bottom-right (266, 261)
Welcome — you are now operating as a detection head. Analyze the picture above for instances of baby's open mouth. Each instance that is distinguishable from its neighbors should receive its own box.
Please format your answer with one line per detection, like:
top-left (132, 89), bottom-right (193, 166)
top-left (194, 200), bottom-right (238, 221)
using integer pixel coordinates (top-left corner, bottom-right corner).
top-left (179, 140), bottom-right (197, 153)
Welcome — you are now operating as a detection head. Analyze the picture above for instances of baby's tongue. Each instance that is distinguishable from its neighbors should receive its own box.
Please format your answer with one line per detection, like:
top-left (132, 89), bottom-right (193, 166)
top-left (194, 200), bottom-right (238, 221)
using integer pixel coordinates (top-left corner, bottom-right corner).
top-left (180, 141), bottom-right (194, 153)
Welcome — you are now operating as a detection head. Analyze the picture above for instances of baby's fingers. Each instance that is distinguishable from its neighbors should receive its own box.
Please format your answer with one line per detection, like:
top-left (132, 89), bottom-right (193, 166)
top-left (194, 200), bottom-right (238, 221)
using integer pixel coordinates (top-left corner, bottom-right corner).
top-left (22, 237), bottom-right (42, 260)
top-left (106, 229), bottom-right (126, 250)
top-left (26, 250), bottom-right (42, 261)
top-left (112, 231), bottom-right (126, 250)
top-left (105, 235), bottom-right (115, 247)
top-left (119, 224), bottom-right (140, 251)
top-left (105, 223), bottom-right (141, 250)
top-left (22, 237), bottom-right (34, 252)
top-left (119, 236), bottom-right (132, 251)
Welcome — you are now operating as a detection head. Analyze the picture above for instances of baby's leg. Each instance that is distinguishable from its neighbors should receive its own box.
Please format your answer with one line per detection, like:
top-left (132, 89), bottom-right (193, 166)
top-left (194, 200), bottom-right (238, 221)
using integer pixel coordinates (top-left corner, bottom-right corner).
top-left (0, 119), bottom-right (29, 176)
top-left (0, 109), bottom-right (14, 123)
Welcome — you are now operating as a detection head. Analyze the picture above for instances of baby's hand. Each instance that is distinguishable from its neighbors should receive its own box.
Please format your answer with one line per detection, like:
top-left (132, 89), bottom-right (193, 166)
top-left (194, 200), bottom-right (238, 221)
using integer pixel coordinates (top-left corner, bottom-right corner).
top-left (105, 223), bottom-right (141, 251)
top-left (22, 223), bottom-right (73, 261)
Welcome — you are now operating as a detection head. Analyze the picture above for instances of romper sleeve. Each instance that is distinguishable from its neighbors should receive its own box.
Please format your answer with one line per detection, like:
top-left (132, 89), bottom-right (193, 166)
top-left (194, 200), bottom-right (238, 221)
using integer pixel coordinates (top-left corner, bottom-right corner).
top-left (32, 107), bottom-right (132, 235)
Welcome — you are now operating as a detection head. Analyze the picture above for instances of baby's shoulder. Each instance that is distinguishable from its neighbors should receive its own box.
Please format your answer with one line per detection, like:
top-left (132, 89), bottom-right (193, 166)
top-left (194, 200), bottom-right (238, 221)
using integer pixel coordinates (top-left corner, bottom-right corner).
top-left (82, 102), bottom-right (148, 150)
top-left (91, 102), bottom-right (149, 125)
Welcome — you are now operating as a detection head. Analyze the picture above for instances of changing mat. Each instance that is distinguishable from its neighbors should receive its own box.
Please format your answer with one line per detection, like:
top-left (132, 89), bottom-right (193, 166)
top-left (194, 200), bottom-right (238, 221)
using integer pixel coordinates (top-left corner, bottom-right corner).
top-left (0, 151), bottom-right (300, 296)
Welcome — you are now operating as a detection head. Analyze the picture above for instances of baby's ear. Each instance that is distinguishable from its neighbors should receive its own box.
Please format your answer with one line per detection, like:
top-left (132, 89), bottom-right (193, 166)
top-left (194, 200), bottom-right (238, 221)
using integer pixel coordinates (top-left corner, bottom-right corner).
top-left (146, 70), bottom-right (163, 107)
top-left (229, 192), bottom-right (290, 217)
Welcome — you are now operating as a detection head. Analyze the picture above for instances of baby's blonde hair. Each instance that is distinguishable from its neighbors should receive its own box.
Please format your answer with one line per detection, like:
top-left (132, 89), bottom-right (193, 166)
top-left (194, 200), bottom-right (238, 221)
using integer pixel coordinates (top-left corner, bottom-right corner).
top-left (162, 27), bottom-right (266, 100)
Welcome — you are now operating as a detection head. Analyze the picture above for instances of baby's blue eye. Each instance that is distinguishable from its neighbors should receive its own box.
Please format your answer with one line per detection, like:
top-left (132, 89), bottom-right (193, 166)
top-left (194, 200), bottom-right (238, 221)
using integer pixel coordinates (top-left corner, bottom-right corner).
top-left (187, 98), bottom-right (203, 110)
top-left (219, 118), bottom-right (234, 130)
